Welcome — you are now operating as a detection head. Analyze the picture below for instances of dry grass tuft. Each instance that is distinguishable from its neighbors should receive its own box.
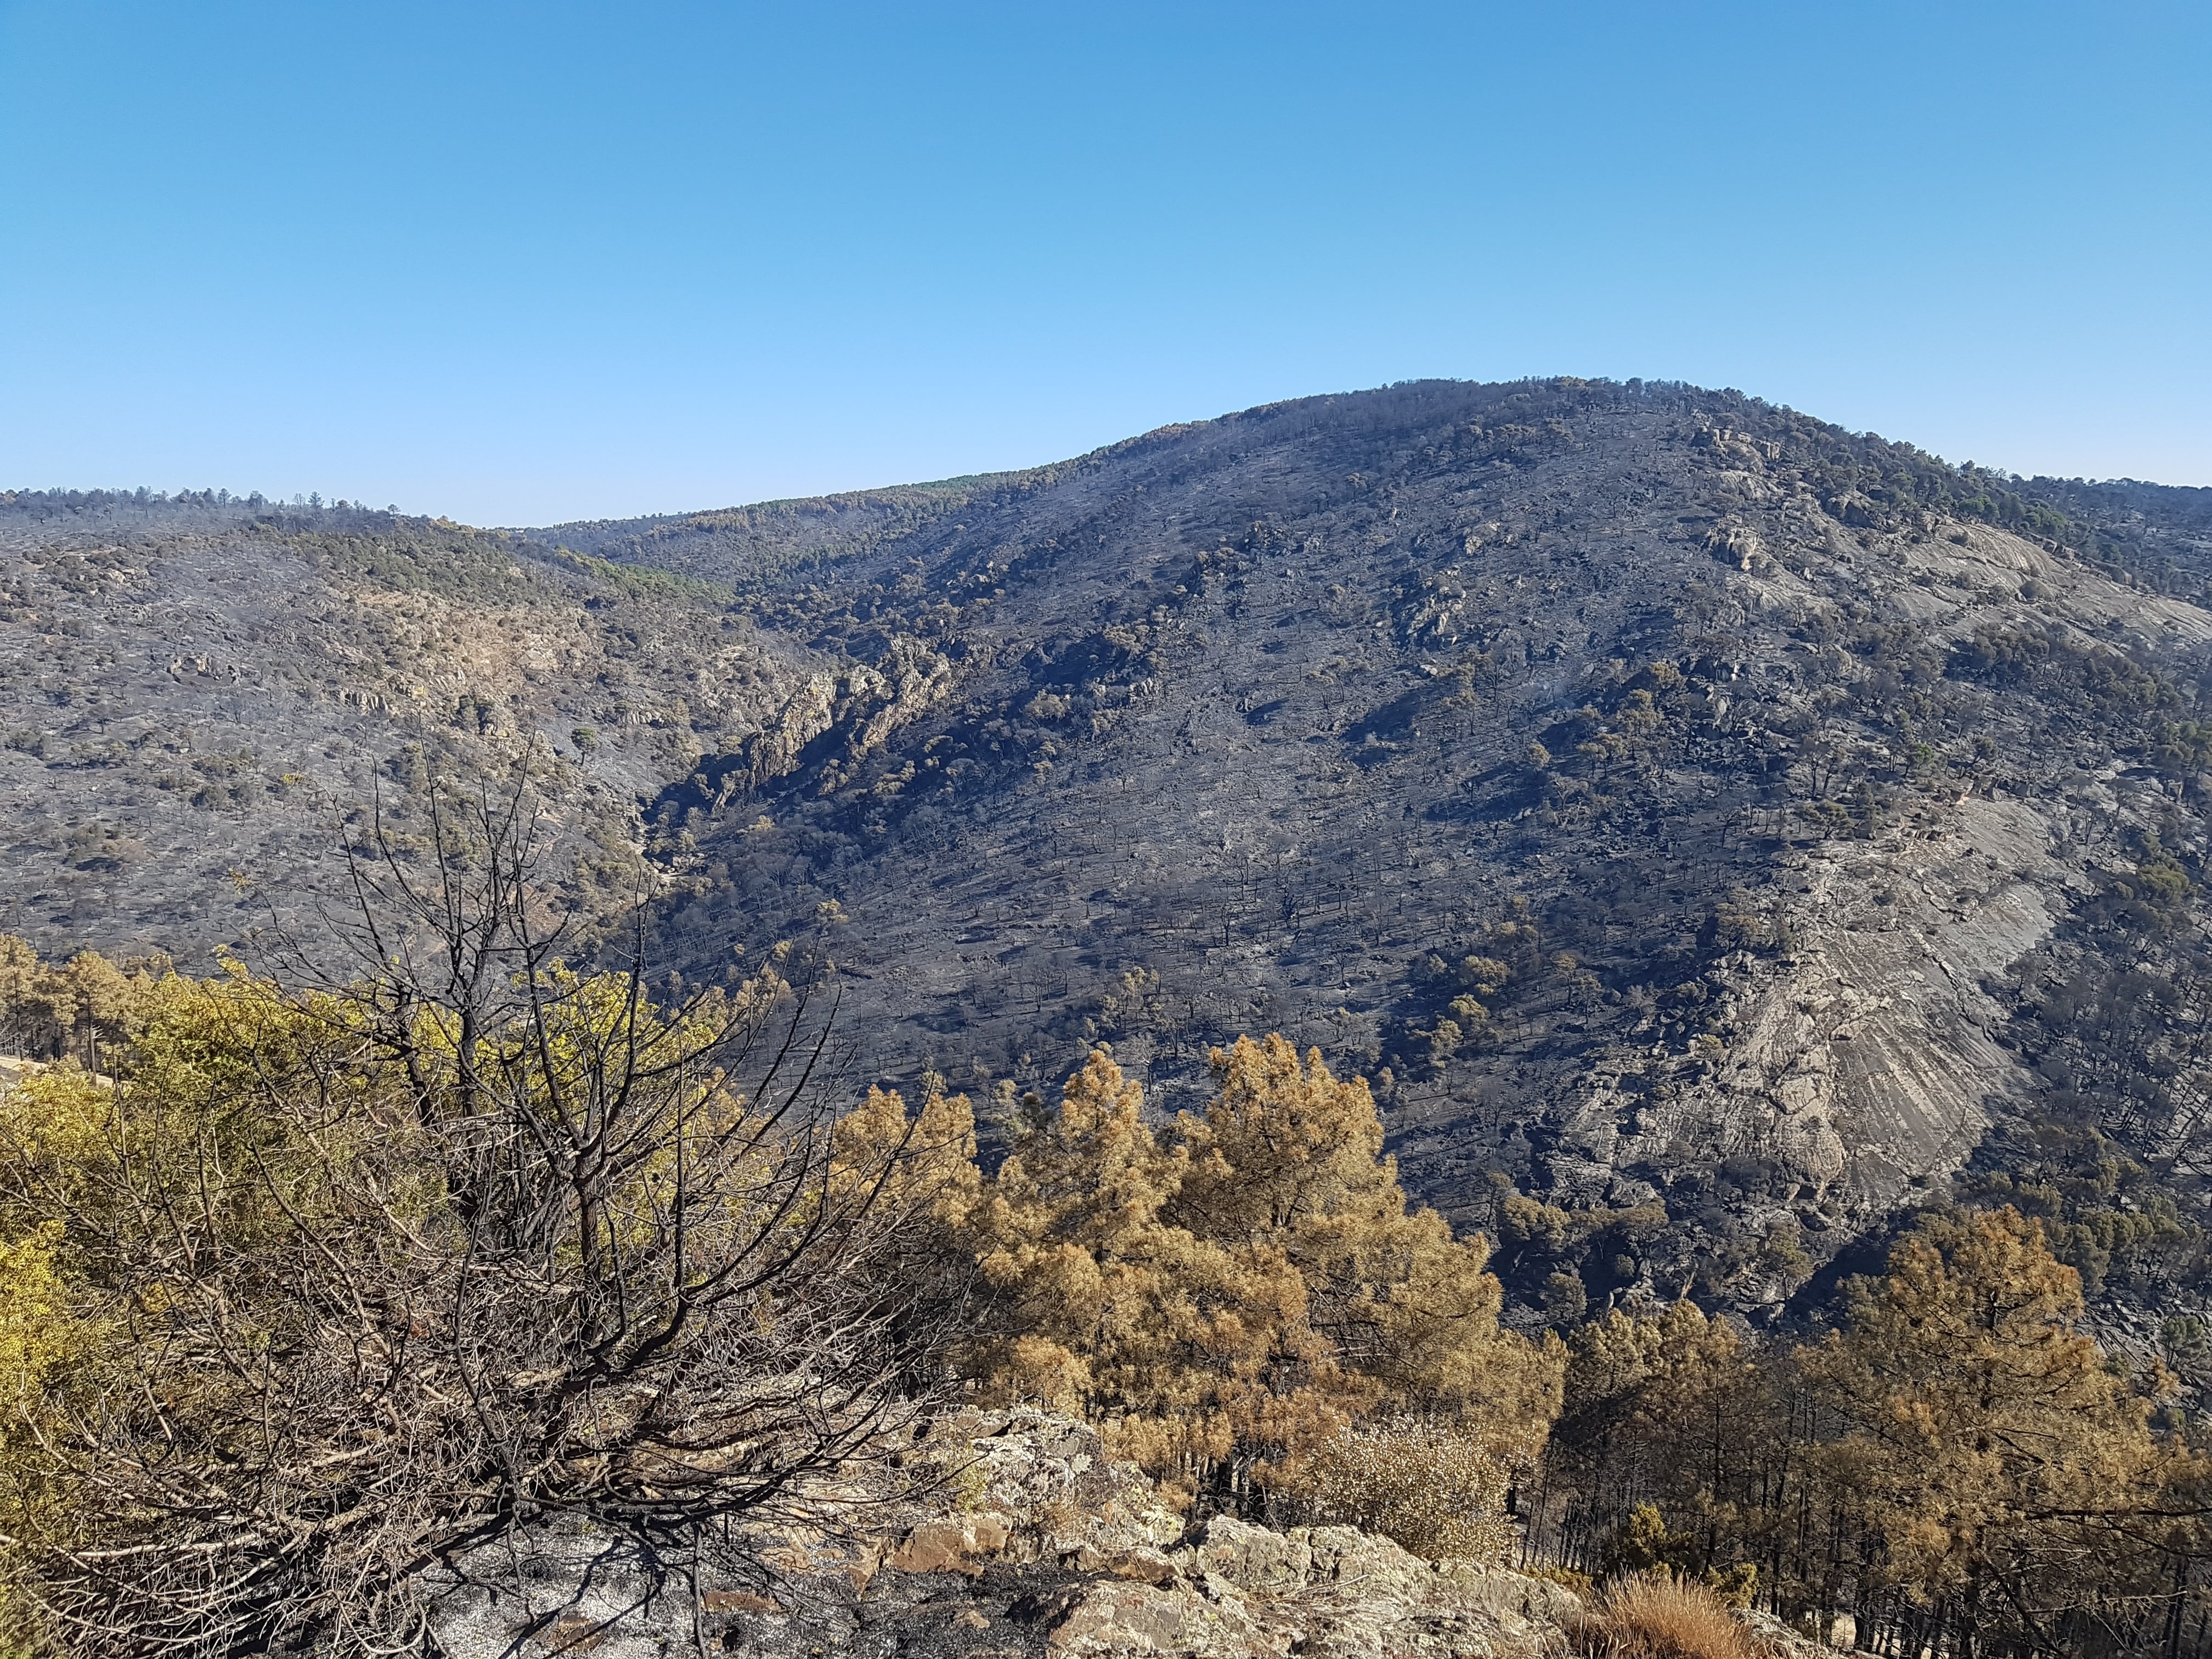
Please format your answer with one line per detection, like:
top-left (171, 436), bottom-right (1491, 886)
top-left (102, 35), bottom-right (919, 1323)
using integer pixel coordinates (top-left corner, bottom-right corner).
top-left (1577, 1573), bottom-right (1769, 1659)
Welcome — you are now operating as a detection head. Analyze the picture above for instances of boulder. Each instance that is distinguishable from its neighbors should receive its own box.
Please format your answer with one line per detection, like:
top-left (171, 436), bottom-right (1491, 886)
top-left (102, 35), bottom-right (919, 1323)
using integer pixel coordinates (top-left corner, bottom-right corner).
top-left (890, 1512), bottom-right (1017, 1575)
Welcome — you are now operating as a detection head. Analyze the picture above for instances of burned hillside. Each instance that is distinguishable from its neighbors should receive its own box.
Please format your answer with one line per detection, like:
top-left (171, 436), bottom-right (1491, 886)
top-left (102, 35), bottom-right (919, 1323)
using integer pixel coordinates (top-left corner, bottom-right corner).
top-left (588, 379), bottom-right (2212, 1331)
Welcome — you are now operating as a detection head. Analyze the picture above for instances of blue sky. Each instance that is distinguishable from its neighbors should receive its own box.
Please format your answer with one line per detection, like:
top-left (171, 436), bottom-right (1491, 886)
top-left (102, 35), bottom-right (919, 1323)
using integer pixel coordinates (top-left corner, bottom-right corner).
top-left (2, 2), bottom-right (2207, 525)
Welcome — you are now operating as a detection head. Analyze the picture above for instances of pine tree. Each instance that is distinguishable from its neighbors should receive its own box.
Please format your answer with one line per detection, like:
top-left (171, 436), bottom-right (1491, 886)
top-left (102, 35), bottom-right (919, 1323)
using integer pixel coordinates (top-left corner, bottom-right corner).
top-left (1540, 1300), bottom-right (1779, 1585)
top-left (962, 1037), bottom-right (1561, 1530)
top-left (1173, 1035), bottom-right (1554, 1424)
top-left (968, 1049), bottom-right (1259, 1472)
top-left (1801, 1207), bottom-right (2202, 1656)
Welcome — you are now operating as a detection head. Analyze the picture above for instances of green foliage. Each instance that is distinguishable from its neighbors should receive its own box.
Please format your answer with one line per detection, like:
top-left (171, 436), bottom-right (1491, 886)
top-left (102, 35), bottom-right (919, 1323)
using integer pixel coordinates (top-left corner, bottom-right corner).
top-left (1544, 1269), bottom-right (1589, 1322)
top-left (2164, 1313), bottom-right (2212, 1381)
top-left (1601, 1502), bottom-right (1689, 1578)
top-left (549, 545), bottom-right (734, 606)
top-left (0, 889), bottom-right (951, 1652)
top-left (1754, 1223), bottom-right (1813, 1288)
top-left (285, 519), bottom-right (556, 602)
top-left (1951, 624), bottom-right (2174, 717)
top-left (1962, 1145), bottom-right (2205, 1299)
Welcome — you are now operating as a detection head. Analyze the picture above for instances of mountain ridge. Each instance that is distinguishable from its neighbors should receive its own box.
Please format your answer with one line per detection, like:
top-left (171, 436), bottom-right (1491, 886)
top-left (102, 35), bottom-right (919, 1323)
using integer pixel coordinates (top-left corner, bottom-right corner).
top-left (8, 377), bottom-right (2212, 1350)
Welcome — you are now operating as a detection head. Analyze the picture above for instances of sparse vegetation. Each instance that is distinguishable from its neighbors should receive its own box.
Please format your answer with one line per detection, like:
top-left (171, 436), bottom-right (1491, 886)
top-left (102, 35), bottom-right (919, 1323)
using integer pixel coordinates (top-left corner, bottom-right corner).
top-left (3, 933), bottom-right (2209, 1649)
top-left (0, 792), bottom-right (966, 1655)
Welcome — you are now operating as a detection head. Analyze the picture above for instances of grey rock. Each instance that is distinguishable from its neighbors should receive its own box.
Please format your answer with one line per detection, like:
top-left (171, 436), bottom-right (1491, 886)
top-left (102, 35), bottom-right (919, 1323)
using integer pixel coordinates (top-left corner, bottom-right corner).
top-left (422, 1412), bottom-right (1581, 1659)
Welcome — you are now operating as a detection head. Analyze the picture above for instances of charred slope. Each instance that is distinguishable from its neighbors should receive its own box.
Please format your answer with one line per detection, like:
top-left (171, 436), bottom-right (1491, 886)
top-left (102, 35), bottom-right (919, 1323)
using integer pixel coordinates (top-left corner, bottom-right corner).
top-left (0, 491), bottom-right (823, 961)
top-left (12, 382), bottom-right (2212, 1339)
top-left (608, 380), bottom-right (2212, 1329)
top-left (528, 475), bottom-right (1024, 600)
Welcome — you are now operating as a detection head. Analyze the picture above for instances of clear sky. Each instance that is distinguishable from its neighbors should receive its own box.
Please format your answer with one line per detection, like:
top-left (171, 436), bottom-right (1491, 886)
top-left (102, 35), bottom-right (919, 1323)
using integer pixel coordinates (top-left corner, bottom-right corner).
top-left (3, 2), bottom-right (2207, 526)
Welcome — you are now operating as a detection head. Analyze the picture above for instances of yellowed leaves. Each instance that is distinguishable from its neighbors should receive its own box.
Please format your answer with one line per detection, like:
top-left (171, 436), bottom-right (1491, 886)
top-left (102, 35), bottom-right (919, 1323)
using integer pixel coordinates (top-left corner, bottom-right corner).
top-left (0, 1222), bottom-right (70, 1413)
top-left (1803, 1206), bottom-right (2194, 1599)
top-left (1276, 1416), bottom-right (1523, 1562)
top-left (955, 1036), bottom-right (1559, 1494)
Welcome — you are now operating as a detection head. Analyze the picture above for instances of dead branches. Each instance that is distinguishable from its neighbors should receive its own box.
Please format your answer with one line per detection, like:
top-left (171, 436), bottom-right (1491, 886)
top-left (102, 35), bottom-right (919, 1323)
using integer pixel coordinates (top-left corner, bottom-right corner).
top-left (0, 780), bottom-right (962, 1655)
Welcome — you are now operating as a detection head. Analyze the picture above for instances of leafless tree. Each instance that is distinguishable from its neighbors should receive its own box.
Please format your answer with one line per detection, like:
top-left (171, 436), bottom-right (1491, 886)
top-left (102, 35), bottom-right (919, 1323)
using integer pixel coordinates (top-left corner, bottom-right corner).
top-left (3, 780), bottom-right (966, 1655)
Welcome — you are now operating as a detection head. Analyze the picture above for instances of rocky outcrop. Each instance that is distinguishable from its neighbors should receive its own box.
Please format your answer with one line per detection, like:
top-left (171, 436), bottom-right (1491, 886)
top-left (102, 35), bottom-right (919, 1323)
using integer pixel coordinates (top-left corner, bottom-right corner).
top-left (1547, 790), bottom-right (2084, 1306)
top-left (731, 635), bottom-right (956, 797)
top-left (424, 1411), bottom-right (1585, 1659)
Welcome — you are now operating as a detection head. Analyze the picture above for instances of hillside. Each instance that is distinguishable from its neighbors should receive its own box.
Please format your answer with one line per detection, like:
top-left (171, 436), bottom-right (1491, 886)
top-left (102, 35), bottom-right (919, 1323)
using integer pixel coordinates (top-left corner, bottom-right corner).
top-left (10, 379), bottom-right (2212, 1347)
top-left (547, 379), bottom-right (2212, 1342)
top-left (0, 490), bottom-right (825, 957)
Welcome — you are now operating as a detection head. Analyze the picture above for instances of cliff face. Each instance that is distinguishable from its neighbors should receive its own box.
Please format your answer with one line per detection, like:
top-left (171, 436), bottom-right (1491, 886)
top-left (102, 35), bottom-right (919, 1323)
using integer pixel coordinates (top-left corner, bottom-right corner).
top-left (1541, 790), bottom-right (2080, 1308)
